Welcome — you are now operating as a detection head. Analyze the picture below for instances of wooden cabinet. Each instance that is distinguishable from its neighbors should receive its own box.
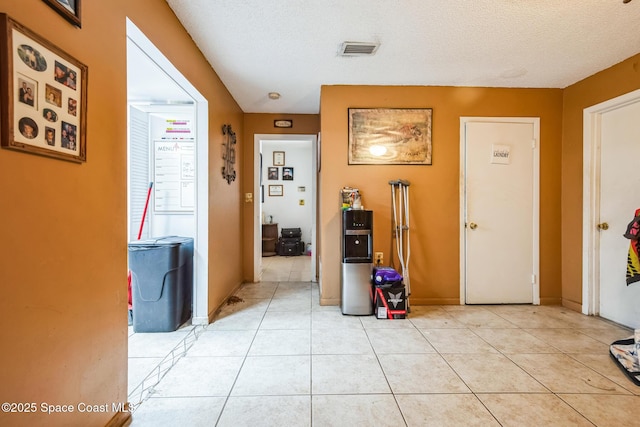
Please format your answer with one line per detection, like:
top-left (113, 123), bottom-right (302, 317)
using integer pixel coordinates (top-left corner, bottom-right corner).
top-left (262, 223), bottom-right (278, 257)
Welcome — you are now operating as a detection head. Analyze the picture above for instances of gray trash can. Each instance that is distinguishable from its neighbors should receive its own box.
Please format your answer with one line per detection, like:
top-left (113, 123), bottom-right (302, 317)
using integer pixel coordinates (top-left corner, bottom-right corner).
top-left (128, 236), bottom-right (194, 332)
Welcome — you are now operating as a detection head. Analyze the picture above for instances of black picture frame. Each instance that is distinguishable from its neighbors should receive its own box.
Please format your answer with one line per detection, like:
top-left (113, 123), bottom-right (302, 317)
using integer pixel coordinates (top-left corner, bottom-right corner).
top-left (282, 167), bottom-right (294, 181)
top-left (42, 0), bottom-right (81, 28)
top-left (267, 166), bottom-right (278, 180)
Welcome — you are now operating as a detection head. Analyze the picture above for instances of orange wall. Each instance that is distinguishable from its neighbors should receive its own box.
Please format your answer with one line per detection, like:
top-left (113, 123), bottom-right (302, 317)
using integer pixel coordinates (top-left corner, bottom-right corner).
top-left (0, 1), bottom-right (243, 426)
top-left (319, 86), bottom-right (563, 305)
top-left (0, 0), bottom-right (636, 424)
top-left (242, 114), bottom-right (320, 281)
top-left (561, 54), bottom-right (640, 309)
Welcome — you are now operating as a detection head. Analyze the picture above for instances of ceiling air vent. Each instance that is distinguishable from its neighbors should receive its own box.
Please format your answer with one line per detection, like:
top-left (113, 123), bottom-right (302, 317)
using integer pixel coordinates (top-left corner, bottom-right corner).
top-left (339, 42), bottom-right (379, 56)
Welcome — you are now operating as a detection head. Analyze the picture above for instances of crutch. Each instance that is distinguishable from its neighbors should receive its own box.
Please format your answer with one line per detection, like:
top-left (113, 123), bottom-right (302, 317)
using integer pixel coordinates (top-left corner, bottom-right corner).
top-left (389, 179), bottom-right (411, 312)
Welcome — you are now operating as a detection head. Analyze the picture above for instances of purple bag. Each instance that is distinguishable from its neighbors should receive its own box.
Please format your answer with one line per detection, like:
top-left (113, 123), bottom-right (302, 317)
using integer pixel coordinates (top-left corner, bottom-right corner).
top-left (373, 267), bottom-right (403, 287)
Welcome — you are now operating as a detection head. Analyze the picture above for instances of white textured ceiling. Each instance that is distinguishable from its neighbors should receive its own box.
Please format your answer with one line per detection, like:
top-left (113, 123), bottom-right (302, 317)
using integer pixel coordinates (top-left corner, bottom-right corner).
top-left (164, 0), bottom-right (640, 114)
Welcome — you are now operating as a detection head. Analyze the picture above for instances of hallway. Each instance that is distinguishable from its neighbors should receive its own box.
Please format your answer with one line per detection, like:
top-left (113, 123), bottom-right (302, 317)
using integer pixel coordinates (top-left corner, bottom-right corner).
top-left (128, 256), bottom-right (638, 426)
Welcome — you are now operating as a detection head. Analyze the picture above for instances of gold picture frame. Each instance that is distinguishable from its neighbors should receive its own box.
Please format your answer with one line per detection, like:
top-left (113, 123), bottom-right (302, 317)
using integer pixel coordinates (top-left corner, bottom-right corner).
top-left (273, 151), bottom-right (285, 166)
top-left (268, 185), bottom-right (283, 197)
top-left (0, 14), bottom-right (87, 162)
top-left (348, 108), bottom-right (432, 165)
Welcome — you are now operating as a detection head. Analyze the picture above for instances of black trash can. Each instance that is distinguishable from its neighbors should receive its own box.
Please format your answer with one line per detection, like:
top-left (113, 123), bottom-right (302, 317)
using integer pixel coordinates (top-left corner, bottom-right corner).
top-left (128, 236), bottom-right (194, 332)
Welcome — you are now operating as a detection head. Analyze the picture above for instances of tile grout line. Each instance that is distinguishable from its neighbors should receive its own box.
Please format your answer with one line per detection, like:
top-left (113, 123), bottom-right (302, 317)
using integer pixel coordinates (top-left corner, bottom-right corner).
top-left (214, 281), bottom-right (278, 426)
top-left (309, 281), bottom-right (314, 427)
top-left (128, 324), bottom-right (207, 410)
top-left (361, 316), bottom-right (410, 427)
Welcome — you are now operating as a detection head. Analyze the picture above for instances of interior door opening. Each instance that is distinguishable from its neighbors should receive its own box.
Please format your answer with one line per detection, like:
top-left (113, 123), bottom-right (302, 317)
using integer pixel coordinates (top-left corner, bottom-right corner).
top-left (253, 134), bottom-right (318, 283)
top-left (126, 18), bottom-right (209, 326)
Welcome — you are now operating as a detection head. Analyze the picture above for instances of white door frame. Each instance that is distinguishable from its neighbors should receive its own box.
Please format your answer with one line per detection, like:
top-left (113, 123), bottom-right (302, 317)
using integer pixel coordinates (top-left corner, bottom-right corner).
top-left (459, 117), bottom-right (541, 305)
top-left (126, 19), bottom-right (209, 325)
top-left (252, 134), bottom-right (318, 282)
top-left (582, 88), bottom-right (640, 316)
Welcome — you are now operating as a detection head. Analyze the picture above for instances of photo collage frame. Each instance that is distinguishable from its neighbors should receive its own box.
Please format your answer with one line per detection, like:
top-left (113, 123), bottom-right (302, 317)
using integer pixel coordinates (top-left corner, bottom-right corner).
top-left (1, 14), bottom-right (87, 162)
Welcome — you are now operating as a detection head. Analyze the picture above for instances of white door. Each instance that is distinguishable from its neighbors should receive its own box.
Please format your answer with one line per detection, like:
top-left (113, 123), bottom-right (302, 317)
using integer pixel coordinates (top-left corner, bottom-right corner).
top-left (461, 118), bottom-right (539, 304)
top-left (597, 99), bottom-right (640, 328)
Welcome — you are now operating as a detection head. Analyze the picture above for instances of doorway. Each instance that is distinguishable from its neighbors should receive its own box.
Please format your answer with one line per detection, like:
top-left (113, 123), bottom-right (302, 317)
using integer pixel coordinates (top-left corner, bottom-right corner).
top-left (126, 19), bottom-right (209, 325)
top-left (460, 117), bottom-right (540, 304)
top-left (582, 89), bottom-right (640, 329)
top-left (253, 134), bottom-right (318, 283)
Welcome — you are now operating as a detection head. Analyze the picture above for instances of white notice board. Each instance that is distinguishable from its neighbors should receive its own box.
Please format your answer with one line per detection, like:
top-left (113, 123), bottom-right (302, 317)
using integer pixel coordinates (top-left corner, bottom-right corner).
top-left (154, 140), bottom-right (195, 213)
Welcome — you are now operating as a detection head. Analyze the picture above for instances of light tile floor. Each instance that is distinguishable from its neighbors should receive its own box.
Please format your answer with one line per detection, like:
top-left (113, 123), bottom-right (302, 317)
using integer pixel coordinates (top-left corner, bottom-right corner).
top-left (129, 256), bottom-right (639, 426)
